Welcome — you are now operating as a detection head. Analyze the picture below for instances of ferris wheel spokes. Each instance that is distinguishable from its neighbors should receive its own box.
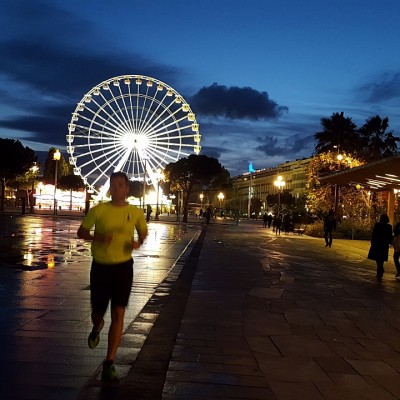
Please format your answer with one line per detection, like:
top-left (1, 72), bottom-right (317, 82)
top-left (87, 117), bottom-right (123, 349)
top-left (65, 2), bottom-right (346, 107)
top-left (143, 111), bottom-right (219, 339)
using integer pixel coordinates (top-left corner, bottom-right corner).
top-left (67, 75), bottom-right (201, 195)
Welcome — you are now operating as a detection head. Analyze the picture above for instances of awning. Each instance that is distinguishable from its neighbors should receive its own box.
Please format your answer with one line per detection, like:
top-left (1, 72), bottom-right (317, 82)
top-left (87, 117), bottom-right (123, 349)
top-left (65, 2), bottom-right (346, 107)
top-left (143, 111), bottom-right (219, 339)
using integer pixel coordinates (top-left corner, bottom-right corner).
top-left (320, 154), bottom-right (400, 191)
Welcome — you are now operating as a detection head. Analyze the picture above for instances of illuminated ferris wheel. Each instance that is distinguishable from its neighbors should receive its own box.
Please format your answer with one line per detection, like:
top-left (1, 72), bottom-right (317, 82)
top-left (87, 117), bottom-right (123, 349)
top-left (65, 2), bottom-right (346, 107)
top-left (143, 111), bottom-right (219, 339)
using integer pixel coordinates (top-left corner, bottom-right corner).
top-left (66, 75), bottom-right (201, 196)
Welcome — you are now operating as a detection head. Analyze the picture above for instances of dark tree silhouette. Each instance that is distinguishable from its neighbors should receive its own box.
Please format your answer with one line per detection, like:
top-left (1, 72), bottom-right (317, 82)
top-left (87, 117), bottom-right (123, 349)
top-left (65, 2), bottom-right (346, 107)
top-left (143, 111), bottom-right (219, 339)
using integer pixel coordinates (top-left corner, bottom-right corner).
top-left (314, 112), bottom-right (359, 155)
top-left (358, 115), bottom-right (399, 161)
top-left (164, 154), bottom-right (229, 222)
top-left (0, 138), bottom-right (36, 211)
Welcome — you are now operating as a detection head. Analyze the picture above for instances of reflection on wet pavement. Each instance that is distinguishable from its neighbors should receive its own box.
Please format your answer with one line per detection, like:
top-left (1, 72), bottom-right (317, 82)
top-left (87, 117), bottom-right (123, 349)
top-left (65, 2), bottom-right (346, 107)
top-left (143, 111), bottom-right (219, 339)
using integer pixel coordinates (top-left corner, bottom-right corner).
top-left (0, 214), bottom-right (198, 271)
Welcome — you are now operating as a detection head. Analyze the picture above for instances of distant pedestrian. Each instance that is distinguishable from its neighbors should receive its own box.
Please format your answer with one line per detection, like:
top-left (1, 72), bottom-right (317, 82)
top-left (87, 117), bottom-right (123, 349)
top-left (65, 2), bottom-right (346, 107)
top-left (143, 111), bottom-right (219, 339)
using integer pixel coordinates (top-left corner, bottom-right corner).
top-left (267, 214), bottom-right (273, 228)
top-left (77, 172), bottom-right (148, 383)
top-left (393, 222), bottom-right (400, 280)
top-left (275, 215), bottom-right (282, 235)
top-left (262, 213), bottom-right (268, 228)
top-left (324, 210), bottom-right (336, 247)
top-left (146, 204), bottom-right (152, 222)
top-left (368, 214), bottom-right (393, 280)
top-left (283, 214), bottom-right (291, 234)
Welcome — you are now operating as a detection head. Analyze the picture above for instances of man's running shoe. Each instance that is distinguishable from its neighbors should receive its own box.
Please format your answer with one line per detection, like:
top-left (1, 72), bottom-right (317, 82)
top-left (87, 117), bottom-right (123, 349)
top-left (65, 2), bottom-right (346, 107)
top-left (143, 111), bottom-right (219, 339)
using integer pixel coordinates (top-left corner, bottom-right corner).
top-left (102, 360), bottom-right (119, 383)
top-left (88, 319), bottom-right (104, 349)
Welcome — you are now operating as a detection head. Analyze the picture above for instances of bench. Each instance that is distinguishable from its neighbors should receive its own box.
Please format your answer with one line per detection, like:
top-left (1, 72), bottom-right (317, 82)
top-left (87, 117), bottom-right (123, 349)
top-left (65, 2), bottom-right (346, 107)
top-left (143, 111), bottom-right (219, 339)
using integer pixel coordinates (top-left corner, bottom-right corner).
top-left (293, 224), bottom-right (307, 235)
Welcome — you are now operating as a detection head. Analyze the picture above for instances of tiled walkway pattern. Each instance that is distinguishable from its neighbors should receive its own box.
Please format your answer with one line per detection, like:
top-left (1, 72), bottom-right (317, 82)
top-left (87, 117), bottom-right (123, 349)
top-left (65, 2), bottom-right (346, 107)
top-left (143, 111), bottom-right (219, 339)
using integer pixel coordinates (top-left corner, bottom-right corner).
top-left (163, 225), bottom-right (400, 400)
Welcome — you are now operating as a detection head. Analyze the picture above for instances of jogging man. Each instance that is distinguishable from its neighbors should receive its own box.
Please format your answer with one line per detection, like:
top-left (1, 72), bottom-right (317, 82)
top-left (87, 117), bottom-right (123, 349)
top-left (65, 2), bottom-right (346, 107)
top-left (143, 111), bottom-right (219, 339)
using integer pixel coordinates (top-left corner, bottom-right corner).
top-left (77, 171), bottom-right (148, 383)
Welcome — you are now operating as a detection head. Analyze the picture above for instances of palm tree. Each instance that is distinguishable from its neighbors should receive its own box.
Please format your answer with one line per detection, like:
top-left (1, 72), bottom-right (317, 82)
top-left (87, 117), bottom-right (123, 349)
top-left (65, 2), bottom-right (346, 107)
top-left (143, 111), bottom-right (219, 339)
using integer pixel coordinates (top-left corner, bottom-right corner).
top-left (315, 112), bottom-right (359, 155)
top-left (358, 115), bottom-right (399, 161)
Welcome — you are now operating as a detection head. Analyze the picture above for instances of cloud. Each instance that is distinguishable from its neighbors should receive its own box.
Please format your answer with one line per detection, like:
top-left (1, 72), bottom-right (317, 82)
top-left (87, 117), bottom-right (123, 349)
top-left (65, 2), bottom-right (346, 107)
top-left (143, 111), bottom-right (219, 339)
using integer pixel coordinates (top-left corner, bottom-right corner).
top-left (0, 0), bottom-right (183, 146)
top-left (191, 83), bottom-right (288, 120)
top-left (256, 133), bottom-right (314, 157)
top-left (357, 71), bottom-right (400, 104)
top-left (200, 146), bottom-right (222, 159)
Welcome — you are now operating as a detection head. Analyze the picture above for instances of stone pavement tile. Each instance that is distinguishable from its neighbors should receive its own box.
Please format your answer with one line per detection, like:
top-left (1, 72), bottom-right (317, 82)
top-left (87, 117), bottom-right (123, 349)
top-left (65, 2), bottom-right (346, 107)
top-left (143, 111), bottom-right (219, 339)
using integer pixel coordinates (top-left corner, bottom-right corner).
top-left (355, 337), bottom-right (400, 358)
top-left (284, 309), bottom-right (325, 326)
top-left (270, 335), bottom-right (337, 357)
top-left (314, 356), bottom-right (357, 374)
top-left (316, 327), bottom-right (358, 343)
top-left (370, 374), bottom-right (400, 398)
top-left (317, 309), bottom-right (351, 325)
top-left (256, 355), bottom-right (331, 383)
top-left (379, 335), bottom-right (400, 352)
top-left (270, 298), bottom-right (297, 313)
top-left (246, 336), bottom-right (281, 357)
top-left (164, 369), bottom-right (267, 387)
top-left (294, 299), bottom-right (336, 310)
top-left (248, 287), bottom-right (284, 299)
top-left (327, 341), bottom-right (379, 360)
top-left (243, 309), bottom-right (292, 336)
top-left (345, 358), bottom-right (400, 376)
top-left (315, 374), bottom-right (397, 400)
top-left (334, 322), bottom-right (369, 338)
top-left (162, 381), bottom-right (228, 398)
top-left (268, 381), bottom-right (325, 400)
top-left (226, 385), bottom-right (276, 399)
top-left (290, 324), bottom-right (332, 336)
top-left (2, 384), bottom-right (79, 400)
top-left (381, 355), bottom-right (400, 373)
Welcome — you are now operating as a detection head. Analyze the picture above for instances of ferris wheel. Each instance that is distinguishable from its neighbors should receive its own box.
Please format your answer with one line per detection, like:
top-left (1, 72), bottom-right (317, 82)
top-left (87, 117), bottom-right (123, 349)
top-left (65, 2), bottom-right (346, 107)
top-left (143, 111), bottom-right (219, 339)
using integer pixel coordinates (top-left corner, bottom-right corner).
top-left (66, 75), bottom-right (201, 197)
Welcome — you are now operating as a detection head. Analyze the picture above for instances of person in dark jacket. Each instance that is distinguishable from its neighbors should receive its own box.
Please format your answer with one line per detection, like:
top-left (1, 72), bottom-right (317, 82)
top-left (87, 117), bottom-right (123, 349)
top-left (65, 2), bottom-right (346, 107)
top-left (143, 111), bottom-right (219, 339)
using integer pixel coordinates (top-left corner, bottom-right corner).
top-left (368, 214), bottom-right (393, 280)
top-left (323, 209), bottom-right (336, 247)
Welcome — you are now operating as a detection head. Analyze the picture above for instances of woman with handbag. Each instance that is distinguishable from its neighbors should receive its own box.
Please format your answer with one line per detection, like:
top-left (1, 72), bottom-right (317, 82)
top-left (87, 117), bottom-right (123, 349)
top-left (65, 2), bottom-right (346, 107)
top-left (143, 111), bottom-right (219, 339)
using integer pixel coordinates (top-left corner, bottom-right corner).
top-left (368, 214), bottom-right (393, 280)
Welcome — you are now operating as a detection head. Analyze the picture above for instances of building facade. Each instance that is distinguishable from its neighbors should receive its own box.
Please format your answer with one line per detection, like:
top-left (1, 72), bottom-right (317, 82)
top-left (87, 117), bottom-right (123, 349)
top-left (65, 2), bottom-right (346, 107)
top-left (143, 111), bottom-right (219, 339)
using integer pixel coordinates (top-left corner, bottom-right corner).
top-left (230, 157), bottom-right (312, 216)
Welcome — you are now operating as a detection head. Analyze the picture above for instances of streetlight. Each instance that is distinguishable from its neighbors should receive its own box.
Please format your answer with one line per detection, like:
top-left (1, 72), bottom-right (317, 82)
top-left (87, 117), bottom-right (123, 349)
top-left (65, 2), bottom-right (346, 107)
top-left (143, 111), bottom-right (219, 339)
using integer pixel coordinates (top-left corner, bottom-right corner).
top-left (154, 168), bottom-right (164, 221)
top-left (199, 192), bottom-right (204, 211)
top-left (53, 149), bottom-right (61, 215)
top-left (274, 175), bottom-right (285, 217)
top-left (218, 192), bottom-right (224, 210)
top-left (37, 182), bottom-right (43, 209)
top-left (29, 163), bottom-right (39, 213)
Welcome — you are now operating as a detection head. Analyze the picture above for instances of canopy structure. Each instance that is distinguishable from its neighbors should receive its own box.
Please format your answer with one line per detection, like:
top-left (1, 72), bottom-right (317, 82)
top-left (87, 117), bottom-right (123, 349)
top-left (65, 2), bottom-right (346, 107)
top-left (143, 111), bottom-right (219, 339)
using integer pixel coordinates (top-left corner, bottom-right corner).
top-left (320, 154), bottom-right (400, 222)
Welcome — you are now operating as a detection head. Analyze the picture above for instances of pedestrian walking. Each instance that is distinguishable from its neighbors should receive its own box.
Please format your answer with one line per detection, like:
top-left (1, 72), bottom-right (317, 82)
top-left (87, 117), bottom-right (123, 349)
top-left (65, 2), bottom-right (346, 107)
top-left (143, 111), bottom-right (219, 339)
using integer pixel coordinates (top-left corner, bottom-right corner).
top-left (262, 213), bottom-right (268, 228)
top-left (77, 171), bottom-right (148, 383)
top-left (275, 215), bottom-right (282, 235)
top-left (368, 214), bottom-right (393, 280)
top-left (283, 214), bottom-right (291, 234)
top-left (324, 209), bottom-right (336, 247)
top-left (393, 222), bottom-right (400, 280)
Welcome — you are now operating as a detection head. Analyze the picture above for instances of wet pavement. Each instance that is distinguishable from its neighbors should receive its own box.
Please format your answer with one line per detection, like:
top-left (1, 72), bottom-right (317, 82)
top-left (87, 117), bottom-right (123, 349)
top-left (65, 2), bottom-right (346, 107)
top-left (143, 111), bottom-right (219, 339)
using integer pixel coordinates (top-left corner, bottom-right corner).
top-left (0, 214), bottom-right (202, 400)
top-left (162, 225), bottom-right (400, 400)
top-left (2, 214), bottom-right (400, 400)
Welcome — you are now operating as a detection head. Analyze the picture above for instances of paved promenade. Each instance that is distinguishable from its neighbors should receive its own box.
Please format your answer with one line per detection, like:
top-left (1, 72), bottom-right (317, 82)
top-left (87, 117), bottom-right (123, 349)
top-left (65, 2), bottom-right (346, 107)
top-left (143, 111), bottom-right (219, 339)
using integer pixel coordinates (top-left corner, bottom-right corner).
top-left (1, 214), bottom-right (400, 399)
top-left (161, 224), bottom-right (400, 400)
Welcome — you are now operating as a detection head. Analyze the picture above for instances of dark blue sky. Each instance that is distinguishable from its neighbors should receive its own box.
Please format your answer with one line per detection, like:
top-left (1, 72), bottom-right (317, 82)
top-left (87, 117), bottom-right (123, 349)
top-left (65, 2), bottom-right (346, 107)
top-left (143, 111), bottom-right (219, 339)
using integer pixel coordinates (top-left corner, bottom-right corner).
top-left (0, 0), bottom-right (399, 176)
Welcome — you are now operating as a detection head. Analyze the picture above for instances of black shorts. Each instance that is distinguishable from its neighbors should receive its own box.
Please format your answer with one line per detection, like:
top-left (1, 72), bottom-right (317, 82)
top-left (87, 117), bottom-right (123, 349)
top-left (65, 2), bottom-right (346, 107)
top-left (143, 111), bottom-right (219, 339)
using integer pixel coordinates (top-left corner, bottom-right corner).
top-left (90, 259), bottom-right (133, 314)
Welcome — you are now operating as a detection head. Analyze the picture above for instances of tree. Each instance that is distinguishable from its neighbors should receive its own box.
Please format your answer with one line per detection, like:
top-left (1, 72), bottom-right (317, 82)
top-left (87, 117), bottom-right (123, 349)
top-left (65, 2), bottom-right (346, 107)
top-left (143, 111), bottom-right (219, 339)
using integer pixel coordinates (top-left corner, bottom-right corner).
top-left (163, 154), bottom-right (229, 222)
top-left (305, 152), bottom-right (363, 218)
top-left (0, 138), bottom-right (37, 211)
top-left (358, 115), bottom-right (399, 161)
top-left (266, 191), bottom-right (296, 216)
top-left (314, 112), bottom-right (359, 155)
top-left (43, 148), bottom-right (71, 184)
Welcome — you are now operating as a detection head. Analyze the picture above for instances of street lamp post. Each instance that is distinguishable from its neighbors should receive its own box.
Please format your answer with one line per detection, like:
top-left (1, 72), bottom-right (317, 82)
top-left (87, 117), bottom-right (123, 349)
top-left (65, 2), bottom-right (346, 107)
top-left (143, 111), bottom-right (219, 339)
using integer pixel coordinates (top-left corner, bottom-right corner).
top-left (199, 192), bottom-right (204, 212)
top-left (218, 192), bottom-right (224, 212)
top-left (37, 182), bottom-right (43, 209)
top-left (274, 175), bottom-right (285, 217)
top-left (29, 163), bottom-right (39, 213)
top-left (53, 149), bottom-right (61, 215)
top-left (155, 168), bottom-right (163, 221)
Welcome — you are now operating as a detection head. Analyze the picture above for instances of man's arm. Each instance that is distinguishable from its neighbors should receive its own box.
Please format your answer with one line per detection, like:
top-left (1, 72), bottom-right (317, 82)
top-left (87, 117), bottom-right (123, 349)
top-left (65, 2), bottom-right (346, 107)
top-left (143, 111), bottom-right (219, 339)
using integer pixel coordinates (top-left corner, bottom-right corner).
top-left (77, 226), bottom-right (94, 241)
